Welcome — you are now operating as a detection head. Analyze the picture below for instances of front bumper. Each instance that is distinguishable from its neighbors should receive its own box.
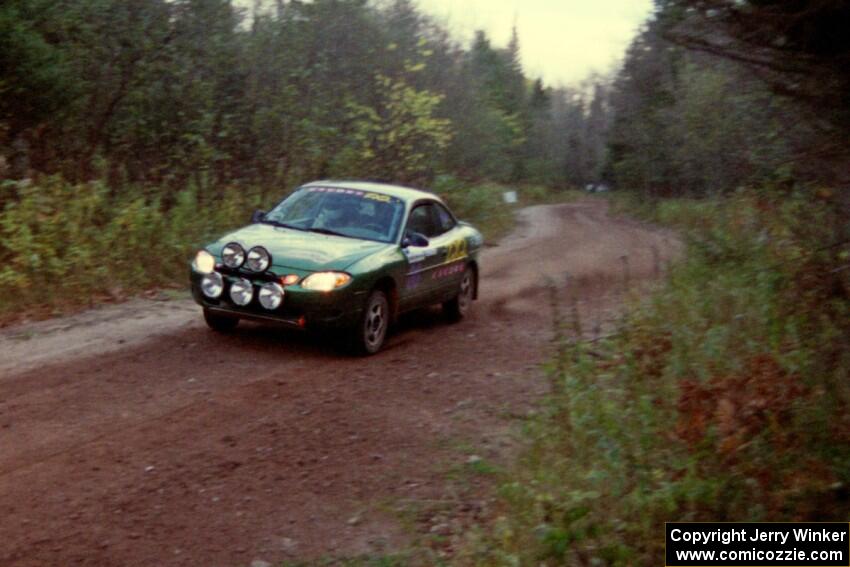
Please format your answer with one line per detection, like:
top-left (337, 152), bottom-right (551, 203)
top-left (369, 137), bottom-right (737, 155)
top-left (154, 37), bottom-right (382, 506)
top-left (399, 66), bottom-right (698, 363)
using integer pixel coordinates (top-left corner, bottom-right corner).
top-left (190, 269), bottom-right (366, 330)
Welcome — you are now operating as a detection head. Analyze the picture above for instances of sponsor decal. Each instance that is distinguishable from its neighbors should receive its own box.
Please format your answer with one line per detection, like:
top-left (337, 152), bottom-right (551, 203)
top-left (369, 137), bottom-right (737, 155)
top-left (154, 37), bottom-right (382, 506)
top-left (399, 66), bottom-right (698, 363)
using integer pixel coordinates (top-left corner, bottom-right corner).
top-left (432, 261), bottom-right (465, 280)
top-left (308, 187), bottom-right (399, 204)
top-left (307, 187), bottom-right (366, 197)
top-left (364, 192), bottom-right (392, 202)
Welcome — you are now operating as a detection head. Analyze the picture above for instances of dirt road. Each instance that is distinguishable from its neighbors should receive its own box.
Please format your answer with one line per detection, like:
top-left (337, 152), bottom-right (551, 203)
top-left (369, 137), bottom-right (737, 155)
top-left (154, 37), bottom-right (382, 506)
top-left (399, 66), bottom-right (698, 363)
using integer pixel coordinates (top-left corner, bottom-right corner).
top-left (0, 200), bottom-right (678, 566)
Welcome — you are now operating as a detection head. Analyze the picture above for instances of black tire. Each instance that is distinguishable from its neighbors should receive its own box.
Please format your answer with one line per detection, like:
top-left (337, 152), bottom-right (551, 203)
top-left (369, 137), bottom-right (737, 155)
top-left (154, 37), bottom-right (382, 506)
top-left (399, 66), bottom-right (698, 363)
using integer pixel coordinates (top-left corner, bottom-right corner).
top-left (203, 308), bottom-right (239, 333)
top-left (443, 266), bottom-right (475, 322)
top-left (351, 290), bottom-right (389, 355)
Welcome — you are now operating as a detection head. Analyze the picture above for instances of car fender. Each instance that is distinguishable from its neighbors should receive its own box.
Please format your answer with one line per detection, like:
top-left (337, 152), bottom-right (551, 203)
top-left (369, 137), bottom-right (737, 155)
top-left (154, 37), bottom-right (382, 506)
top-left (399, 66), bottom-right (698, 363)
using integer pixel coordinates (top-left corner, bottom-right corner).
top-left (345, 246), bottom-right (408, 316)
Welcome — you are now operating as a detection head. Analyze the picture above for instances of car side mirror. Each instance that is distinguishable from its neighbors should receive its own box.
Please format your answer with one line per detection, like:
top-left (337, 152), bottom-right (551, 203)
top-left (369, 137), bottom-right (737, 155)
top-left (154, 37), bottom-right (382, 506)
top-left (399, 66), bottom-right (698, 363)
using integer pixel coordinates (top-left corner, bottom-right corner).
top-left (402, 232), bottom-right (429, 248)
top-left (251, 210), bottom-right (266, 223)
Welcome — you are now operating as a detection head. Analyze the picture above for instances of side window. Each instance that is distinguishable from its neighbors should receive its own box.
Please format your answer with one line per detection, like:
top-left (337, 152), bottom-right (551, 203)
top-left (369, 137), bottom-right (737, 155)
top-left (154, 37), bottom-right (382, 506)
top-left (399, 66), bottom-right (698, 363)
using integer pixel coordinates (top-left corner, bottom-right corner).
top-left (406, 205), bottom-right (434, 237)
top-left (406, 202), bottom-right (456, 239)
top-left (433, 203), bottom-right (456, 235)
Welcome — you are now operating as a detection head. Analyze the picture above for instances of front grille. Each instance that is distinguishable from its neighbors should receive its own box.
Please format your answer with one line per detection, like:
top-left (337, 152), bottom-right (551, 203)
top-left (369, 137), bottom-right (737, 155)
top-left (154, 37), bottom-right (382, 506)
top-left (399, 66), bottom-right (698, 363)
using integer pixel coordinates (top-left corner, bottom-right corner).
top-left (217, 265), bottom-right (279, 282)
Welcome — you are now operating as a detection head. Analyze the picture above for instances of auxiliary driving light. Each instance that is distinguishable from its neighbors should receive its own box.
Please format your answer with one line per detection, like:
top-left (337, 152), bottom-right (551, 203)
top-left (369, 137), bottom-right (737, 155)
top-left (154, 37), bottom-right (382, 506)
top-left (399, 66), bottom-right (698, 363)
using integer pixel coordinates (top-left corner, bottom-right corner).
top-left (245, 246), bottom-right (271, 272)
top-left (222, 242), bottom-right (245, 269)
top-left (201, 272), bottom-right (224, 298)
top-left (229, 278), bottom-right (254, 306)
top-left (258, 282), bottom-right (284, 310)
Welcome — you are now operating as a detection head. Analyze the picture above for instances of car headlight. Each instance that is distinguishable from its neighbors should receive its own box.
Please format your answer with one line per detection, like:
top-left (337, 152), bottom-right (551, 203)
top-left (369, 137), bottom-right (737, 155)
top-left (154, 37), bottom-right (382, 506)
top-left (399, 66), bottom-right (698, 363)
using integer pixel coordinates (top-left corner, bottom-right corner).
top-left (201, 272), bottom-right (224, 298)
top-left (229, 278), bottom-right (254, 306)
top-left (222, 242), bottom-right (245, 269)
top-left (192, 249), bottom-right (216, 274)
top-left (245, 246), bottom-right (271, 272)
top-left (301, 271), bottom-right (352, 292)
top-left (258, 282), bottom-right (284, 310)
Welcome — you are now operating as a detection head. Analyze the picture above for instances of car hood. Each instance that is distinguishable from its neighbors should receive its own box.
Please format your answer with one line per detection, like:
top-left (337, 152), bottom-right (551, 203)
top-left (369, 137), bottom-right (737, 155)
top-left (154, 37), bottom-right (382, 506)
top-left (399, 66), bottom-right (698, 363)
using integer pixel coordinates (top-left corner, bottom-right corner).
top-left (210, 223), bottom-right (391, 273)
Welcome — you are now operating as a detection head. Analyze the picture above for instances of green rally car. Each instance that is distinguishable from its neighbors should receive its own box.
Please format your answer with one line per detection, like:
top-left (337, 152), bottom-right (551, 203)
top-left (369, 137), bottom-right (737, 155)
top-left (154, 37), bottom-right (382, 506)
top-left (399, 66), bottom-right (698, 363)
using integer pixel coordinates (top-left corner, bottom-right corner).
top-left (190, 180), bottom-right (483, 354)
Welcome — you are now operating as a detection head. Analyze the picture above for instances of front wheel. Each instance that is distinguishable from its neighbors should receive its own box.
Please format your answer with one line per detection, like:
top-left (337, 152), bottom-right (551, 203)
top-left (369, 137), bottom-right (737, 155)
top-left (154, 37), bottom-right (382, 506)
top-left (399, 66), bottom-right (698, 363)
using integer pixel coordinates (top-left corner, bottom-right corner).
top-left (351, 290), bottom-right (389, 355)
top-left (203, 308), bottom-right (239, 333)
top-left (443, 267), bottom-right (475, 322)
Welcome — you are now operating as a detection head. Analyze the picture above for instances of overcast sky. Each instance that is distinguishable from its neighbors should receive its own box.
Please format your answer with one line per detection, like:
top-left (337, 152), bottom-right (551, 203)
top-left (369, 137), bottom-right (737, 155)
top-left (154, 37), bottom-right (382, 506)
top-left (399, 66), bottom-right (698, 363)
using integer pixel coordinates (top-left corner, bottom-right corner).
top-left (236, 0), bottom-right (655, 87)
top-left (417, 0), bottom-right (654, 86)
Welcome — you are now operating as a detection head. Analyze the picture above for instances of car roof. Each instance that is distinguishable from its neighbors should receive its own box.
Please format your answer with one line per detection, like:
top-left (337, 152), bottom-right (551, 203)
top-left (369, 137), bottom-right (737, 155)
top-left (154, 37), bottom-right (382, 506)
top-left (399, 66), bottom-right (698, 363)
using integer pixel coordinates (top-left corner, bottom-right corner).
top-left (301, 180), bottom-right (440, 204)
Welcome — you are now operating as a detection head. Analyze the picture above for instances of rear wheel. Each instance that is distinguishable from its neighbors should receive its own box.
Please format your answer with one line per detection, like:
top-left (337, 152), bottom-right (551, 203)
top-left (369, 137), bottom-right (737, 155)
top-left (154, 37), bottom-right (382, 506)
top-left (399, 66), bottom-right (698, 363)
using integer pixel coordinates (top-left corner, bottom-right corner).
top-left (351, 290), bottom-right (389, 355)
top-left (203, 308), bottom-right (239, 333)
top-left (443, 267), bottom-right (474, 322)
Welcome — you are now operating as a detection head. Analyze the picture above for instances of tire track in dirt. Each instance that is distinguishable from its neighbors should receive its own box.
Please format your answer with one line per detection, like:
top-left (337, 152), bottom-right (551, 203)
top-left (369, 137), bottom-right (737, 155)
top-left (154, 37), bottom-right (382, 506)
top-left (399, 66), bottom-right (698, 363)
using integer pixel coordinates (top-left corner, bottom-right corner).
top-left (0, 199), bottom-right (679, 566)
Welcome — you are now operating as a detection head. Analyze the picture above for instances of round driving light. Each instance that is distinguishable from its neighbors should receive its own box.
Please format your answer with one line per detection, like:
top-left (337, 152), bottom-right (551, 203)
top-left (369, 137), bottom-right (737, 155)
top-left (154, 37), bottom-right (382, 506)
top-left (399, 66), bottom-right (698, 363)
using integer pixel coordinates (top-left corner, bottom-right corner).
top-left (222, 242), bottom-right (245, 269)
top-left (192, 250), bottom-right (216, 274)
top-left (201, 272), bottom-right (224, 298)
top-left (259, 282), bottom-right (284, 310)
top-left (229, 278), bottom-right (254, 306)
top-left (245, 246), bottom-right (271, 272)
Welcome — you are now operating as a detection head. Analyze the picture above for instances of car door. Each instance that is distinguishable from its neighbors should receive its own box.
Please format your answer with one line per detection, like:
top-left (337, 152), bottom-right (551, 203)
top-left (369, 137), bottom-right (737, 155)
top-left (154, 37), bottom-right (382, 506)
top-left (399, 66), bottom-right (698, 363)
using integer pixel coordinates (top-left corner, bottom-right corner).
top-left (426, 202), bottom-right (466, 300)
top-left (400, 202), bottom-right (444, 306)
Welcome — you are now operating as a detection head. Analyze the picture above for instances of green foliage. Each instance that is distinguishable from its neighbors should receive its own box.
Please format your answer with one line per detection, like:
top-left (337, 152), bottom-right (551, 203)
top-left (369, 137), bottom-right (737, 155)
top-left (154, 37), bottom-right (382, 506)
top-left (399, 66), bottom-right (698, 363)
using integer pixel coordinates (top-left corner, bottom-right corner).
top-left (656, 0), bottom-right (850, 133)
top-left (0, 0), bottom-right (607, 191)
top-left (332, 75), bottom-right (453, 184)
top-left (605, 20), bottom-right (809, 198)
top-left (0, 177), bottom-right (260, 317)
top-left (0, 0), bottom-right (77, 133)
top-left (463, 190), bottom-right (850, 565)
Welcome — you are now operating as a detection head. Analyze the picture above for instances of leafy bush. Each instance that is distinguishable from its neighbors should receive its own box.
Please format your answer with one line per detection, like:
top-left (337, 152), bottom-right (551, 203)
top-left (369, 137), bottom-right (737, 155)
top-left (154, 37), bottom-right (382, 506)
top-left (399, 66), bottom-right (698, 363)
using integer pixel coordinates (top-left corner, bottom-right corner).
top-left (0, 177), bottom-right (261, 318)
top-left (462, 189), bottom-right (850, 565)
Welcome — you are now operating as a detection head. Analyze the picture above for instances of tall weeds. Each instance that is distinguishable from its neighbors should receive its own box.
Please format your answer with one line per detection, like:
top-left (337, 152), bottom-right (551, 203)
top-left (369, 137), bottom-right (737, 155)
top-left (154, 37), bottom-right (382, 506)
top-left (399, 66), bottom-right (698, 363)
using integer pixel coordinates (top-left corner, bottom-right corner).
top-left (463, 189), bottom-right (850, 565)
top-left (0, 177), bottom-right (261, 318)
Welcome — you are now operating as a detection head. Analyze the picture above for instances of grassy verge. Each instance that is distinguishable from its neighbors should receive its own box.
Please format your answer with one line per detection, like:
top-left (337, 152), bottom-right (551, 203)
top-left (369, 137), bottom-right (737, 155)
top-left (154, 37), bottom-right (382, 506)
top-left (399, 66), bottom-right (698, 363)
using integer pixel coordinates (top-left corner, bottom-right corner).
top-left (458, 189), bottom-right (850, 565)
top-left (0, 177), bottom-right (263, 322)
top-left (0, 176), bottom-right (578, 323)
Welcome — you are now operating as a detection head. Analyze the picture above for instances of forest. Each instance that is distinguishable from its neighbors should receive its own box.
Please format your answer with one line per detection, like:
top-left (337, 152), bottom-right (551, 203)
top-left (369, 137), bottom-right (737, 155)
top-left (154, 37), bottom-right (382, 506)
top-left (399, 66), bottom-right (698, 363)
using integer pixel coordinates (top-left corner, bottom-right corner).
top-left (0, 0), bottom-right (610, 190)
top-left (3, 0), bottom-right (849, 194)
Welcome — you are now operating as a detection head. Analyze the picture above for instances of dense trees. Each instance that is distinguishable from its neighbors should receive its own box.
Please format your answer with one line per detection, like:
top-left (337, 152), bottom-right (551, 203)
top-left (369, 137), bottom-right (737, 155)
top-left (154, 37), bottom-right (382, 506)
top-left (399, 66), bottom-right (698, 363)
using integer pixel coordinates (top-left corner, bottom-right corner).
top-left (657, 0), bottom-right (850, 132)
top-left (606, 0), bottom-right (850, 198)
top-left (0, 0), bottom-right (610, 193)
top-left (5, 0), bottom-right (846, 204)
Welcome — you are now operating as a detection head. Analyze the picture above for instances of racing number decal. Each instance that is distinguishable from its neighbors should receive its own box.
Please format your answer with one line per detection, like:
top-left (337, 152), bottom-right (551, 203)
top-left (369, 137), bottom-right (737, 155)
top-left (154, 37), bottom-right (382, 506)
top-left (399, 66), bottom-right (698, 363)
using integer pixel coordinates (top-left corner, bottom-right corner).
top-left (445, 238), bottom-right (468, 262)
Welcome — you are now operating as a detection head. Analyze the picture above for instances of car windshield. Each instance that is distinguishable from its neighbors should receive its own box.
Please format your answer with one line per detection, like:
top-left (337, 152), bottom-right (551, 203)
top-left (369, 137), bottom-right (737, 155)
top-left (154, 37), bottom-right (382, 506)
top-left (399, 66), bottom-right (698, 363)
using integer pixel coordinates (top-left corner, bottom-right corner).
top-left (262, 187), bottom-right (405, 243)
